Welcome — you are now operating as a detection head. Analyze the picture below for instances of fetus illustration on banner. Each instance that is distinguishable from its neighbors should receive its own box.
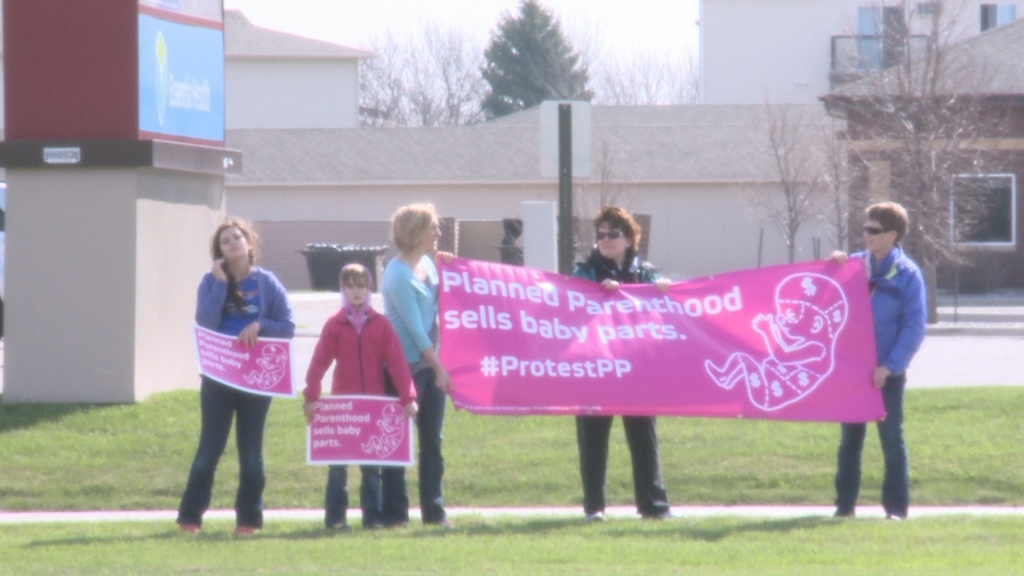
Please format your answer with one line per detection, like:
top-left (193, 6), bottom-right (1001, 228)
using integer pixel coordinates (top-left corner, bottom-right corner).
top-left (244, 343), bottom-right (288, 390)
top-left (361, 403), bottom-right (406, 458)
top-left (704, 274), bottom-right (848, 411)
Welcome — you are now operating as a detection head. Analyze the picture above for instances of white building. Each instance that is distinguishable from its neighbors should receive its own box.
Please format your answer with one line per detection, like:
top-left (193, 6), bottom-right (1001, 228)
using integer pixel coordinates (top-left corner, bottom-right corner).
top-left (700, 0), bottom-right (1021, 104)
top-left (224, 10), bottom-right (370, 129)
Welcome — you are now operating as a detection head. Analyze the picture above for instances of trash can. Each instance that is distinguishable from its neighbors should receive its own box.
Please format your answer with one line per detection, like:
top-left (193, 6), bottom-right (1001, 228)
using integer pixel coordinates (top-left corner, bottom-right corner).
top-left (302, 243), bottom-right (389, 291)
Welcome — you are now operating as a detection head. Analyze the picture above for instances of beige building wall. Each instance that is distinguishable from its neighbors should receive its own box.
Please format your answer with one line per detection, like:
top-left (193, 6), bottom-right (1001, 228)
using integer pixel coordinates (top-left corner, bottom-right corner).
top-left (628, 182), bottom-right (834, 280)
top-left (4, 168), bottom-right (223, 403)
top-left (227, 180), bottom-right (834, 285)
top-left (134, 170), bottom-right (228, 398)
top-left (457, 220), bottom-right (509, 263)
top-left (252, 220), bottom-right (392, 291)
top-left (226, 182), bottom-right (561, 222)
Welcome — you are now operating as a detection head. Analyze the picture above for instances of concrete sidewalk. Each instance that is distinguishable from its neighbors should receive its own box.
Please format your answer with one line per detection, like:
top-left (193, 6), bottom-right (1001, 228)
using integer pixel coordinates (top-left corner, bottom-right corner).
top-left (3, 505), bottom-right (1024, 524)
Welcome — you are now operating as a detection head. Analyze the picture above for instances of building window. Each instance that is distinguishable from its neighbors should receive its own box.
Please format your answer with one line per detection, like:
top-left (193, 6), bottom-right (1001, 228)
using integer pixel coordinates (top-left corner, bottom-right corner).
top-left (855, 6), bottom-right (908, 70)
top-left (950, 174), bottom-right (1017, 246)
top-left (981, 3), bottom-right (1017, 31)
top-left (916, 2), bottom-right (939, 15)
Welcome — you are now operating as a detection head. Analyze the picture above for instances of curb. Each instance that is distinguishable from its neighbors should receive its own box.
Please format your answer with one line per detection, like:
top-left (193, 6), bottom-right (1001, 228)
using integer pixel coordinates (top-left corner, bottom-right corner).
top-left (4, 505), bottom-right (1024, 524)
top-left (926, 324), bottom-right (1024, 337)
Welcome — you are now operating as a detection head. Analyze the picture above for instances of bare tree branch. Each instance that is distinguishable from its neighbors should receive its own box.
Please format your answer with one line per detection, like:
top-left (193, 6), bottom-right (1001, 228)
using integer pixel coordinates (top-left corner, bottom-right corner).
top-left (359, 31), bottom-right (409, 127)
top-left (831, 0), bottom-right (1004, 266)
top-left (360, 25), bottom-right (486, 127)
top-left (591, 52), bottom-right (700, 105)
top-left (750, 103), bottom-right (828, 263)
top-left (824, 0), bottom-right (1014, 314)
top-left (816, 117), bottom-right (852, 251)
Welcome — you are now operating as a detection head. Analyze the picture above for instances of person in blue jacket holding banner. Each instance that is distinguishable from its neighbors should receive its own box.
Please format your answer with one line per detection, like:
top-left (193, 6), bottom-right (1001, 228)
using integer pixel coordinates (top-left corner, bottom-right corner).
top-left (381, 203), bottom-right (454, 528)
top-left (177, 218), bottom-right (294, 535)
top-left (830, 201), bottom-right (927, 520)
top-left (572, 206), bottom-right (672, 522)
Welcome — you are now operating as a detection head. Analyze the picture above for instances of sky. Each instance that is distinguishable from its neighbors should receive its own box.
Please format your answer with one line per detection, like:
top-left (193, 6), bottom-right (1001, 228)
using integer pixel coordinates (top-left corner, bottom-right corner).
top-left (222, 0), bottom-right (701, 64)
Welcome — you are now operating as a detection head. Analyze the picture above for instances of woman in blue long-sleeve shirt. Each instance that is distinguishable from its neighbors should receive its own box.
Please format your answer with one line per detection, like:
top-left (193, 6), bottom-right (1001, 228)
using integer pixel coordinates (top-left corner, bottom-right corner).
top-left (177, 218), bottom-right (294, 535)
top-left (381, 203), bottom-right (453, 528)
top-left (831, 202), bottom-right (927, 520)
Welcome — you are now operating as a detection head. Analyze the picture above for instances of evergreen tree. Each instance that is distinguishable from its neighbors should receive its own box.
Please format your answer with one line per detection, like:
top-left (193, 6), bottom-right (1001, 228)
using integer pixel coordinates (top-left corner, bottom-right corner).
top-left (481, 0), bottom-right (592, 119)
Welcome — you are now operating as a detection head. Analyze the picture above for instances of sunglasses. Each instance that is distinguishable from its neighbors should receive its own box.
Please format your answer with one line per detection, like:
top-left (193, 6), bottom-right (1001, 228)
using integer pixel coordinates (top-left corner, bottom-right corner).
top-left (596, 230), bottom-right (624, 240)
top-left (863, 225), bottom-right (890, 235)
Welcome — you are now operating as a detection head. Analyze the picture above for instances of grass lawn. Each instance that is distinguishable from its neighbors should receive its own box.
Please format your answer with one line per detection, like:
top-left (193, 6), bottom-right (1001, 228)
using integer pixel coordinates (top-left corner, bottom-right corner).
top-left (1, 386), bottom-right (1023, 512)
top-left (2, 387), bottom-right (1023, 574)
top-left (2, 516), bottom-right (1023, 575)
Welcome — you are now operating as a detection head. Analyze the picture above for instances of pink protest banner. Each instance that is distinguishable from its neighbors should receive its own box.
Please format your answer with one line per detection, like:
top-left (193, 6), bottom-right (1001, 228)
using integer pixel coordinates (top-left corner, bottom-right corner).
top-left (307, 396), bottom-right (416, 466)
top-left (192, 325), bottom-right (296, 398)
top-left (439, 257), bottom-right (884, 422)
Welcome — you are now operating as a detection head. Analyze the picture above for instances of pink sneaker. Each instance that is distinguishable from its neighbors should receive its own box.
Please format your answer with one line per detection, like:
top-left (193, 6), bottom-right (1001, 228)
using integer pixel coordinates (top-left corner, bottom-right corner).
top-left (233, 525), bottom-right (259, 536)
top-left (178, 522), bottom-right (201, 534)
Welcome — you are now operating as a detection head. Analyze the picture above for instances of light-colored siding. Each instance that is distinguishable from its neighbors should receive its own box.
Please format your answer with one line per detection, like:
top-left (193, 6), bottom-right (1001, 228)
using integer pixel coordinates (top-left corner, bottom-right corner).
top-left (701, 0), bottom-right (1015, 104)
top-left (226, 59), bottom-right (359, 129)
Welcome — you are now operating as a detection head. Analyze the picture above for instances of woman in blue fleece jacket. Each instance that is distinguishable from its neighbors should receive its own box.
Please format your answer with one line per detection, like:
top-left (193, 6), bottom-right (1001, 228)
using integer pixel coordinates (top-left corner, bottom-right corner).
top-left (177, 218), bottom-right (294, 535)
top-left (831, 202), bottom-right (927, 520)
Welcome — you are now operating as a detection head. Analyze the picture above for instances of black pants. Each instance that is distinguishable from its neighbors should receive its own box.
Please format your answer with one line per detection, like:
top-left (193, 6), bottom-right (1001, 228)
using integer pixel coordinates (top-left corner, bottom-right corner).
top-left (575, 415), bottom-right (670, 516)
top-left (413, 367), bottom-right (447, 524)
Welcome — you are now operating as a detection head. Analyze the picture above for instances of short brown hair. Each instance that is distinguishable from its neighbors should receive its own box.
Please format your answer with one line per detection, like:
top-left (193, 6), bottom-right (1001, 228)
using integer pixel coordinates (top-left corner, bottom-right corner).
top-left (593, 206), bottom-right (641, 252)
top-left (866, 201), bottom-right (909, 243)
top-left (340, 263), bottom-right (371, 289)
top-left (391, 203), bottom-right (437, 254)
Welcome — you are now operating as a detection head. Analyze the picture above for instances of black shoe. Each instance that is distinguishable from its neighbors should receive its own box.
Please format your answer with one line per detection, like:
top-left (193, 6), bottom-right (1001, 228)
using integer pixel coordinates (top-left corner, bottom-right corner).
top-left (833, 509), bottom-right (855, 518)
top-left (641, 510), bottom-right (674, 520)
top-left (885, 513), bottom-right (906, 521)
top-left (326, 522), bottom-right (352, 532)
top-left (425, 518), bottom-right (453, 529)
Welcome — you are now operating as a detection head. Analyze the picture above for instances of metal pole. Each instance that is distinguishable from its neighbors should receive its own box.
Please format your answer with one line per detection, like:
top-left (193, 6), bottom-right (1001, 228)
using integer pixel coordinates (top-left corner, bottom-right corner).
top-left (757, 227), bottom-right (764, 268)
top-left (557, 103), bottom-right (574, 274)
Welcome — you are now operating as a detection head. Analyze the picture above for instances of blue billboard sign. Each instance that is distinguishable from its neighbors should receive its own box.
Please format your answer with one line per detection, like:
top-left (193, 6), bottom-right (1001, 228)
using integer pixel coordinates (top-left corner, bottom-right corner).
top-left (138, 13), bottom-right (224, 143)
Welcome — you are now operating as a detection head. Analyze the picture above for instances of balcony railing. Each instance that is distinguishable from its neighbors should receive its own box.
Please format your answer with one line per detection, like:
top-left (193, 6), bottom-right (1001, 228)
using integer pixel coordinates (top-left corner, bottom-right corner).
top-left (830, 34), bottom-right (929, 85)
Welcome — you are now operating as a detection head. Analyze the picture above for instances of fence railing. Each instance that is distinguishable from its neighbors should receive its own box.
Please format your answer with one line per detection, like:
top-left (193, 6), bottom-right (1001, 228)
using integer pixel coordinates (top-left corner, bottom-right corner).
top-left (830, 34), bottom-right (929, 81)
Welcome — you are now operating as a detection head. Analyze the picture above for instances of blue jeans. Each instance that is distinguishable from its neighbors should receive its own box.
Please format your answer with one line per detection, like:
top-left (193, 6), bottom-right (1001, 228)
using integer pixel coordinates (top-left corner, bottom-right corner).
top-left (177, 377), bottom-right (272, 528)
top-left (413, 367), bottom-right (447, 523)
top-left (324, 465), bottom-right (409, 528)
top-left (835, 373), bottom-right (909, 517)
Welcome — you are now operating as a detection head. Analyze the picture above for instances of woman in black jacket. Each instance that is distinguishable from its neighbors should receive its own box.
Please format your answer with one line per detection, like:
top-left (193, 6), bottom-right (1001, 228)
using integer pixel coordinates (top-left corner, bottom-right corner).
top-left (572, 206), bottom-right (672, 522)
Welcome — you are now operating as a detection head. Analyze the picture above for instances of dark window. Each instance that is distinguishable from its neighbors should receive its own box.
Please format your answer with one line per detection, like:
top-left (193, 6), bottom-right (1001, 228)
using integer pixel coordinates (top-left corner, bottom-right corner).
top-left (952, 175), bottom-right (1016, 245)
top-left (981, 3), bottom-right (1017, 32)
